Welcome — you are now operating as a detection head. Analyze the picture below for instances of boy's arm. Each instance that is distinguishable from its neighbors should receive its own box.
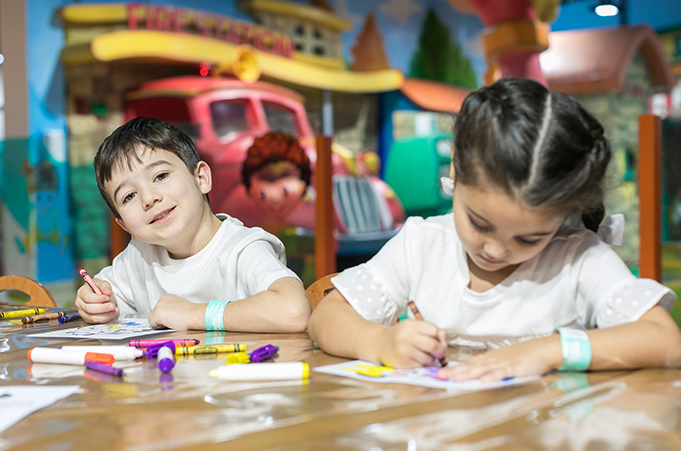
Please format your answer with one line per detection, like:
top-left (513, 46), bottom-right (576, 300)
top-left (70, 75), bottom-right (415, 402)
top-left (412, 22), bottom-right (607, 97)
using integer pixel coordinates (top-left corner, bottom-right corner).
top-left (308, 289), bottom-right (448, 368)
top-left (439, 305), bottom-right (681, 382)
top-left (148, 276), bottom-right (311, 332)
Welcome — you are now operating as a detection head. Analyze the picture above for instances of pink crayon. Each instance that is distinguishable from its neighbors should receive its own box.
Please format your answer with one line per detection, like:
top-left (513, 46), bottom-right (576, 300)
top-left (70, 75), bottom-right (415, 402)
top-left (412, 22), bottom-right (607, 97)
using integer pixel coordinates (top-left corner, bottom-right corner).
top-left (129, 339), bottom-right (200, 348)
top-left (79, 268), bottom-right (103, 295)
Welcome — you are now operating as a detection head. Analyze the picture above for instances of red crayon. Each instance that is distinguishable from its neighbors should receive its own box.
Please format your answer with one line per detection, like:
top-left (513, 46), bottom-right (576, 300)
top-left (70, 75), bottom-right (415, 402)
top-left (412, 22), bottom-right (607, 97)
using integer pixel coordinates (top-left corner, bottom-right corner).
top-left (79, 268), bottom-right (103, 295)
top-left (408, 300), bottom-right (448, 367)
top-left (129, 339), bottom-right (200, 348)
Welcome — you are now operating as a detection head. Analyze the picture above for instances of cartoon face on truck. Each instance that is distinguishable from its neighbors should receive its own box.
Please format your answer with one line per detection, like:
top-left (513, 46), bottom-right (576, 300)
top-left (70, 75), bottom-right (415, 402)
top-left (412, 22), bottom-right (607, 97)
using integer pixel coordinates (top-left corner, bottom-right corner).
top-left (124, 76), bottom-right (404, 254)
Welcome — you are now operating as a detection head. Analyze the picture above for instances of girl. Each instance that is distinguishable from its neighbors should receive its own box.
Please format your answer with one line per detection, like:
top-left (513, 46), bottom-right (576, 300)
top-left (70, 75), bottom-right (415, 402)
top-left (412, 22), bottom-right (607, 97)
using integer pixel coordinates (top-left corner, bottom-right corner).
top-left (308, 78), bottom-right (681, 382)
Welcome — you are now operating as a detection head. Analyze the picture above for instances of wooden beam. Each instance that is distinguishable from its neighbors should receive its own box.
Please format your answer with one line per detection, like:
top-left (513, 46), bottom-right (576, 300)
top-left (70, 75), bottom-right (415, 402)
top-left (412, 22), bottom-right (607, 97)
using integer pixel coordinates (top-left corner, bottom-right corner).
top-left (314, 135), bottom-right (336, 279)
top-left (638, 114), bottom-right (662, 282)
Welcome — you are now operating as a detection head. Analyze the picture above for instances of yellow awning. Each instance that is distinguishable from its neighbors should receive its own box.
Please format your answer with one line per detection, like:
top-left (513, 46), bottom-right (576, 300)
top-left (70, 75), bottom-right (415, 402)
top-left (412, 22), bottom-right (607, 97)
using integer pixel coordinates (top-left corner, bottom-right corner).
top-left (60, 30), bottom-right (403, 93)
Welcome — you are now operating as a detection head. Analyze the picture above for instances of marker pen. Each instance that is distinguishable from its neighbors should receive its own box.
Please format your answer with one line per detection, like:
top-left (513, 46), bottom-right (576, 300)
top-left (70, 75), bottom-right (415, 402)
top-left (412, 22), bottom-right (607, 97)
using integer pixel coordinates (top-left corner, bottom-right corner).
top-left (78, 268), bottom-right (103, 295)
top-left (60, 346), bottom-right (144, 361)
top-left (157, 345), bottom-right (175, 373)
top-left (129, 339), bottom-right (200, 348)
top-left (27, 347), bottom-right (115, 365)
top-left (84, 361), bottom-right (125, 377)
top-left (0, 308), bottom-right (44, 319)
top-left (176, 343), bottom-right (246, 356)
top-left (209, 362), bottom-right (310, 381)
top-left (59, 313), bottom-right (82, 323)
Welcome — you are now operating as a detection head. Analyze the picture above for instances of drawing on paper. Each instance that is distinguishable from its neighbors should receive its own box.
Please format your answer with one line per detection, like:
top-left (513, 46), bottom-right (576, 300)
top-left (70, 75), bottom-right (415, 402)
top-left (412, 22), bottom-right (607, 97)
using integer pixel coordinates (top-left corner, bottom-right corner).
top-left (28, 319), bottom-right (172, 340)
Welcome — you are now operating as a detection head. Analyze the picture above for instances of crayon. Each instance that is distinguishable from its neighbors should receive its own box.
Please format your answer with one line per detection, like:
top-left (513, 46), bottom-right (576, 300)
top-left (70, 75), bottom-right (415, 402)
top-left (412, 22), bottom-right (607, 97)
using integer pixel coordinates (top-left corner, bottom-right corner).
top-left (60, 346), bottom-right (144, 361)
top-left (175, 343), bottom-right (246, 356)
top-left (21, 311), bottom-right (66, 324)
top-left (210, 362), bottom-right (310, 381)
top-left (78, 268), bottom-right (103, 295)
top-left (408, 300), bottom-right (448, 367)
top-left (0, 308), bottom-right (44, 319)
top-left (157, 345), bottom-right (175, 373)
top-left (84, 361), bottom-right (125, 377)
top-left (59, 313), bottom-right (82, 323)
top-left (27, 347), bottom-right (115, 365)
top-left (129, 339), bottom-right (200, 348)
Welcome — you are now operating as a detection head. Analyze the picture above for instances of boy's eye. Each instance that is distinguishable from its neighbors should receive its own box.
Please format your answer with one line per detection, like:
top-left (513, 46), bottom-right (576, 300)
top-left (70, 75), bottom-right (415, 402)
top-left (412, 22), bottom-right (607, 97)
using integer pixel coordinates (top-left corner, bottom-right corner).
top-left (154, 172), bottom-right (168, 182)
top-left (469, 216), bottom-right (491, 233)
top-left (122, 192), bottom-right (136, 204)
top-left (516, 237), bottom-right (540, 246)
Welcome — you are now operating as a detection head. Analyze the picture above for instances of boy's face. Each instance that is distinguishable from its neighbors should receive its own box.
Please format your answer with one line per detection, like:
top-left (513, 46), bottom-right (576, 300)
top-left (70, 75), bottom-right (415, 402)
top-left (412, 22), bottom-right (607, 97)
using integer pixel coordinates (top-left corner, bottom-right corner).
top-left (105, 147), bottom-right (212, 253)
top-left (452, 180), bottom-right (565, 277)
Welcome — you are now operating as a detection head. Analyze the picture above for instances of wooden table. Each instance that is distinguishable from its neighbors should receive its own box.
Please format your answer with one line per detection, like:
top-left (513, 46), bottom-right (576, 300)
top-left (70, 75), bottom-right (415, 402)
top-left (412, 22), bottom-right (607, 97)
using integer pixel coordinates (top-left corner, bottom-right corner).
top-left (1, 304), bottom-right (680, 450)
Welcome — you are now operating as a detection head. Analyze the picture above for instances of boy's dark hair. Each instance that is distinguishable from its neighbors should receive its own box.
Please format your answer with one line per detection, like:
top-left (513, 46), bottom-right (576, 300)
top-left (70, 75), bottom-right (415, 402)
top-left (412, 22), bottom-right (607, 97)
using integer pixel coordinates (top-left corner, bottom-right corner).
top-left (453, 77), bottom-right (611, 232)
top-left (94, 116), bottom-right (207, 219)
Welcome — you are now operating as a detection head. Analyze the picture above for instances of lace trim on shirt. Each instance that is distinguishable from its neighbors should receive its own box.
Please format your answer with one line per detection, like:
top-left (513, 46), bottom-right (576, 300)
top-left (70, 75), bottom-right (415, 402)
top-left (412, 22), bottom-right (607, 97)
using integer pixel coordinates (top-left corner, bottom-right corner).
top-left (331, 265), bottom-right (400, 325)
top-left (597, 278), bottom-right (675, 328)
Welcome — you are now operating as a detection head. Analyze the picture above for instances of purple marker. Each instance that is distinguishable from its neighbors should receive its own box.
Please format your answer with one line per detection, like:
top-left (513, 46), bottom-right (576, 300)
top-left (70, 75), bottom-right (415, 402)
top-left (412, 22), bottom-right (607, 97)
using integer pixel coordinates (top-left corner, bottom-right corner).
top-left (143, 341), bottom-right (176, 359)
top-left (84, 361), bottom-right (125, 377)
top-left (157, 345), bottom-right (175, 373)
top-left (249, 344), bottom-right (279, 363)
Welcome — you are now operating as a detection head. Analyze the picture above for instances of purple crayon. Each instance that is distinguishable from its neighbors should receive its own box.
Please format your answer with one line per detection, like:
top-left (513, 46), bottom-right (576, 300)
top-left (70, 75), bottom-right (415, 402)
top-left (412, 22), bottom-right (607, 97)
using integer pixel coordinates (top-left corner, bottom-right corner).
top-left (84, 361), bottom-right (125, 377)
top-left (249, 344), bottom-right (279, 363)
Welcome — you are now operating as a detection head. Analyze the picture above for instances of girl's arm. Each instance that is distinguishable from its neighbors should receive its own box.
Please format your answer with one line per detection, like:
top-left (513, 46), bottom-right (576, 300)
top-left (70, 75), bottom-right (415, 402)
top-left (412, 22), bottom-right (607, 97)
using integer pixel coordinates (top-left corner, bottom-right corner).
top-left (439, 305), bottom-right (681, 382)
top-left (308, 288), bottom-right (448, 368)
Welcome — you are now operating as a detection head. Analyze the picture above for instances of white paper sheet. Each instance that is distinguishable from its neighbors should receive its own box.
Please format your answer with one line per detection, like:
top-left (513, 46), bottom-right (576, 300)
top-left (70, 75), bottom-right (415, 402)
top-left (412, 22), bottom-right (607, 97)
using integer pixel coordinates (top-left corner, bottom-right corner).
top-left (27, 318), bottom-right (173, 340)
top-left (0, 385), bottom-right (80, 434)
top-left (314, 360), bottom-right (540, 391)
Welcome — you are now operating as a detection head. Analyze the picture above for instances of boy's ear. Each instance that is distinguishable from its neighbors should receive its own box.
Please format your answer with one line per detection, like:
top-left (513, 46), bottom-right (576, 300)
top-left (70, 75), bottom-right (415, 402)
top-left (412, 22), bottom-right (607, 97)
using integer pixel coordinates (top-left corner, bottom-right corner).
top-left (115, 218), bottom-right (134, 240)
top-left (195, 161), bottom-right (212, 195)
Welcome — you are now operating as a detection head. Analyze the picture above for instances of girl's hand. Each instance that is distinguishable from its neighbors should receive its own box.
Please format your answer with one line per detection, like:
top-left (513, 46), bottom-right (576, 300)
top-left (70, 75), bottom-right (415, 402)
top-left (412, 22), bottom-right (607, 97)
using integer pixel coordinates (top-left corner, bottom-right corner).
top-left (437, 334), bottom-right (562, 382)
top-left (376, 319), bottom-right (448, 368)
top-left (74, 279), bottom-right (118, 324)
top-left (148, 295), bottom-right (207, 330)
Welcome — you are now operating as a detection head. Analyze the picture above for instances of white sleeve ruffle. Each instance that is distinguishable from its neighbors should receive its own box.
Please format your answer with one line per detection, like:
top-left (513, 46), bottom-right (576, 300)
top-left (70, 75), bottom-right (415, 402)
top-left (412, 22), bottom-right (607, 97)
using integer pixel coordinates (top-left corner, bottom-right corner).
top-left (331, 264), bottom-right (401, 326)
top-left (596, 278), bottom-right (675, 329)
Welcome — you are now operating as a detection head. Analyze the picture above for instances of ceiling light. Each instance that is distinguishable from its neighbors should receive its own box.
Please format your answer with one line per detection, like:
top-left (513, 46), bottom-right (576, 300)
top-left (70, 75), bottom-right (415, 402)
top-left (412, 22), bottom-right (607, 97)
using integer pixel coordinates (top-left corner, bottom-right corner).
top-left (594, 1), bottom-right (619, 17)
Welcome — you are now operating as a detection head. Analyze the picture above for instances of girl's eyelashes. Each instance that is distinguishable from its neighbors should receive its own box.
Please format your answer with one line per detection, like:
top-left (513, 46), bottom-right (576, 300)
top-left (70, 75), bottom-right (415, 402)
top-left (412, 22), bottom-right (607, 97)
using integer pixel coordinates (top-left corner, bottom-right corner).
top-left (516, 237), bottom-right (541, 246)
top-left (468, 215), bottom-right (491, 232)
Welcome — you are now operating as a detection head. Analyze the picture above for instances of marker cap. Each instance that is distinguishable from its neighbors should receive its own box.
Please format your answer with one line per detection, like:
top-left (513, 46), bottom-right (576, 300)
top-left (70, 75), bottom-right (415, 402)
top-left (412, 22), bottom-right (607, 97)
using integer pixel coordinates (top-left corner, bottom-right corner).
top-left (157, 346), bottom-right (175, 373)
top-left (84, 352), bottom-right (115, 365)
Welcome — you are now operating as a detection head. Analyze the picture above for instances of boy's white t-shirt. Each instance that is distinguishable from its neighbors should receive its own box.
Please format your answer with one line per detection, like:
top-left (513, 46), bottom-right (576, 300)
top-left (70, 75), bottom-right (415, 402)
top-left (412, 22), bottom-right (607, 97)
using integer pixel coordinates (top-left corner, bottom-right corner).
top-left (332, 215), bottom-right (676, 349)
top-left (96, 213), bottom-right (300, 318)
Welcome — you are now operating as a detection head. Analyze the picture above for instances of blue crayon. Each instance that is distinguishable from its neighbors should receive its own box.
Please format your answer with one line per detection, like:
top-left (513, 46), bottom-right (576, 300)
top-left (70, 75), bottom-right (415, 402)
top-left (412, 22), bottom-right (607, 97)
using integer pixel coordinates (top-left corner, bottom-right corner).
top-left (59, 313), bottom-right (82, 323)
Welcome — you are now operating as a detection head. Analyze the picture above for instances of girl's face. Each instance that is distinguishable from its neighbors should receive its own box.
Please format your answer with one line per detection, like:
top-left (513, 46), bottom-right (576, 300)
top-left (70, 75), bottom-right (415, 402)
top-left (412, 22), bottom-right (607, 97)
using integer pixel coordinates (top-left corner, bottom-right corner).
top-left (452, 181), bottom-right (566, 276)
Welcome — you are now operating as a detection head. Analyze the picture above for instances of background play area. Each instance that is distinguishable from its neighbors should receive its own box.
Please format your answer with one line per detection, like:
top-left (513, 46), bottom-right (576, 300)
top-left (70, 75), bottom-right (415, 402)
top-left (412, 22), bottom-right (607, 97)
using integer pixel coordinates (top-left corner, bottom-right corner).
top-left (1, 0), bottom-right (681, 321)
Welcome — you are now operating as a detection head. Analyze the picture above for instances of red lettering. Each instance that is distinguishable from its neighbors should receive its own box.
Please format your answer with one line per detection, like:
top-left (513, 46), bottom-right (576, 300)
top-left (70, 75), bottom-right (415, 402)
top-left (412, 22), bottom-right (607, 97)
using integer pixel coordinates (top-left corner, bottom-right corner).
top-left (239, 23), bottom-right (252, 45)
top-left (193, 12), bottom-right (212, 38)
top-left (127, 3), bottom-right (144, 30)
top-left (226, 23), bottom-right (240, 45)
top-left (146, 5), bottom-right (155, 30)
top-left (174, 8), bottom-right (189, 33)
top-left (214, 17), bottom-right (225, 41)
top-left (154, 6), bottom-right (171, 32)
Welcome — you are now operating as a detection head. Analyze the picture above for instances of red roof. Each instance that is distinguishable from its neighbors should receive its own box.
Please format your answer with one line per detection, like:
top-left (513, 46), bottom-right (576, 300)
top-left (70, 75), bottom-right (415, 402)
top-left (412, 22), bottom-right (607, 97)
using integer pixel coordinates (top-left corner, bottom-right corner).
top-left (541, 25), bottom-right (674, 94)
top-left (400, 78), bottom-right (472, 114)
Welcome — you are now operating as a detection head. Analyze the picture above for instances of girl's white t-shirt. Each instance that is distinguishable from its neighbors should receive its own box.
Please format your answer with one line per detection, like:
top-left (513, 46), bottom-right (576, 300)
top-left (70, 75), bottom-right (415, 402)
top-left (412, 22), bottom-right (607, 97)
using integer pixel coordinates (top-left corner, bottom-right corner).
top-left (332, 215), bottom-right (675, 349)
top-left (96, 213), bottom-right (300, 318)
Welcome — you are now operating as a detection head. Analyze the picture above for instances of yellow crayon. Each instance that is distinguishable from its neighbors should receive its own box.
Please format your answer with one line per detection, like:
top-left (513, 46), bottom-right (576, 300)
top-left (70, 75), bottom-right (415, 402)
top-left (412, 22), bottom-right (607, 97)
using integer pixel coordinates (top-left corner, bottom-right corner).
top-left (175, 343), bottom-right (246, 356)
top-left (0, 308), bottom-right (44, 319)
top-left (225, 352), bottom-right (251, 365)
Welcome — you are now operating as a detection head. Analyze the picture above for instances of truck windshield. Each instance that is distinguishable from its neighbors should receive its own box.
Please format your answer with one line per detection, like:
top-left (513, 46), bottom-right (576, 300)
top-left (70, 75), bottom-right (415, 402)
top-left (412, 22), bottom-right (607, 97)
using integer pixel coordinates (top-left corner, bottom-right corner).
top-left (263, 102), bottom-right (298, 138)
top-left (210, 100), bottom-right (250, 138)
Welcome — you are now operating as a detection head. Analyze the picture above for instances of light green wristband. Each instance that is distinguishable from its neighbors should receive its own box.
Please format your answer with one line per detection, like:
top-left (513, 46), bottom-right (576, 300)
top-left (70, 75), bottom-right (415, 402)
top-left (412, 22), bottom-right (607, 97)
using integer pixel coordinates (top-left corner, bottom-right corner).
top-left (557, 327), bottom-right (592, 372)
top-left (204, 300), bottom-right (230, 331)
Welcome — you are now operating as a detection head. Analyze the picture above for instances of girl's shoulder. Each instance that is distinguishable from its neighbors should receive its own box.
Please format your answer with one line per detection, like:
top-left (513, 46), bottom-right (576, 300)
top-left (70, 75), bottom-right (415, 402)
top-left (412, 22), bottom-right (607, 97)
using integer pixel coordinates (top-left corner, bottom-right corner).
top-left (402, 214), bottom-right (457, 235)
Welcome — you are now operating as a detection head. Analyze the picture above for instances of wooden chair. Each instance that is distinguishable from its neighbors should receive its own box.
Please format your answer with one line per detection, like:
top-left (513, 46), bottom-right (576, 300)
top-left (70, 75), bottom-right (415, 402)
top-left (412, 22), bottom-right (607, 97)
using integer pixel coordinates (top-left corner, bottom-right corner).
top-left (0, 275), bottom-right (57, 307)
top-left (305, 272), bottom-right (338, 311)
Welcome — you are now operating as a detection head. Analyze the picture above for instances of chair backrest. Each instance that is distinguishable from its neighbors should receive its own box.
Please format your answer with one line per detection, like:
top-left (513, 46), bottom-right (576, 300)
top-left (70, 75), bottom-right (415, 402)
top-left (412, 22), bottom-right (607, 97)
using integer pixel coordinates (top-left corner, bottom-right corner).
top-left (0, 275), bottom-right (57, 307)
top-left (305, 272), bottom-right (338, 311)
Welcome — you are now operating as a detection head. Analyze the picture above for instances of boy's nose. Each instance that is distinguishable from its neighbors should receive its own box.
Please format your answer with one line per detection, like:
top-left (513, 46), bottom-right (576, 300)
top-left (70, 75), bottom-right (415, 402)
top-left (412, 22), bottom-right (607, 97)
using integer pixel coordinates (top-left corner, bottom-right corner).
top-left (142, 188), bottom-right (162, 209)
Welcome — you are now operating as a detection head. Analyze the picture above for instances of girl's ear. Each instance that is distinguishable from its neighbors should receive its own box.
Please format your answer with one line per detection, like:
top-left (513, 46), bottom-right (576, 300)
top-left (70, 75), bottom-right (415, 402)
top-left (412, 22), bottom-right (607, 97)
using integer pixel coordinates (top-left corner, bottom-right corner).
top-left (115, 218), bottom-right (134, 240)
top-left (195, 161), bottom-right (213, 195)
top-left (449, 163), bottom-right (455, 182)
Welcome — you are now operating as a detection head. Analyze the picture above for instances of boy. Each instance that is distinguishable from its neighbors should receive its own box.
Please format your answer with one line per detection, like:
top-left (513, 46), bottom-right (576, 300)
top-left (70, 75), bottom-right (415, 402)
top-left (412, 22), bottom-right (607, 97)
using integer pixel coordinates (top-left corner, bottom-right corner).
top-left (75, 117), bottom-right (311, 332)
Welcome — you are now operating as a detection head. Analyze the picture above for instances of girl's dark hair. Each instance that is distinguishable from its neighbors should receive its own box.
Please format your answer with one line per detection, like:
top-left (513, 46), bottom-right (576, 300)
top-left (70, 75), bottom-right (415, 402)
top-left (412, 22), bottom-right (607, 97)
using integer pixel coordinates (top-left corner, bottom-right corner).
top-left (453, 77), bottom-right (611, 232)
top-left (94, 116), bottom-right (206, 219)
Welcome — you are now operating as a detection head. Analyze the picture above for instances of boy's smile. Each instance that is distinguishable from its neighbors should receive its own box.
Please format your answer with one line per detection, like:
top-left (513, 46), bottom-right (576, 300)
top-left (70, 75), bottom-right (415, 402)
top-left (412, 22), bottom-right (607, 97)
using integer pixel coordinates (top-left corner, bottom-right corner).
top-left (105, 147), bottom-right (220, 259)
top-left (452, 181), bottom-right (565, 285)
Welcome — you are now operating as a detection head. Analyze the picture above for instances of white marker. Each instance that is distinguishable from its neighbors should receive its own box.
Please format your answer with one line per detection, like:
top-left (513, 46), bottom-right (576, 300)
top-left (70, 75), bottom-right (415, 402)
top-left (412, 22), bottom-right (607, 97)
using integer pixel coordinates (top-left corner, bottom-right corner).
top-left (209, 362), bottom-right (310, 381)
top-left (60, 346), bottom-right (144, 361)
top-left (27, 347), bottom-right (114, 365)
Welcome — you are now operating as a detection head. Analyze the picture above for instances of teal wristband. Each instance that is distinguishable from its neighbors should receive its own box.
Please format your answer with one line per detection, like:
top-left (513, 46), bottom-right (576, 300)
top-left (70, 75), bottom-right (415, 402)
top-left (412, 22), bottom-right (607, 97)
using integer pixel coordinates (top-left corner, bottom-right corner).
top-left (557, 327), bottom-right (592, 372)
top-left (204, 300), bottom-right (229, 331)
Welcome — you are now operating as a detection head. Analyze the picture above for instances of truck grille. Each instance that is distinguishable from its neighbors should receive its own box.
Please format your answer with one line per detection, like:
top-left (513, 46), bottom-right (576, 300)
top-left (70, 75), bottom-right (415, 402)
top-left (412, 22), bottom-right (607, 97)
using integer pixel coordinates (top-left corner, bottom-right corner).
top-left (333, 175), bottom-right (392, 234)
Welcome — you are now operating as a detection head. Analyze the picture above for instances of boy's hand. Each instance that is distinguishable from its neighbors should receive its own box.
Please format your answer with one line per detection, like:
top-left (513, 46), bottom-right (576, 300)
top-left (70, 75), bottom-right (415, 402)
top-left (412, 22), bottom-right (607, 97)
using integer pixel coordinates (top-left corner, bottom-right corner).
top-left (74, 279), bottom-right (118, 324)
top-left (148, 295), bottom-right (207, 330)
top-left (376, 319), bottom-right (448, 368)
top-left (437, 335), bottom-right (562, 382)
